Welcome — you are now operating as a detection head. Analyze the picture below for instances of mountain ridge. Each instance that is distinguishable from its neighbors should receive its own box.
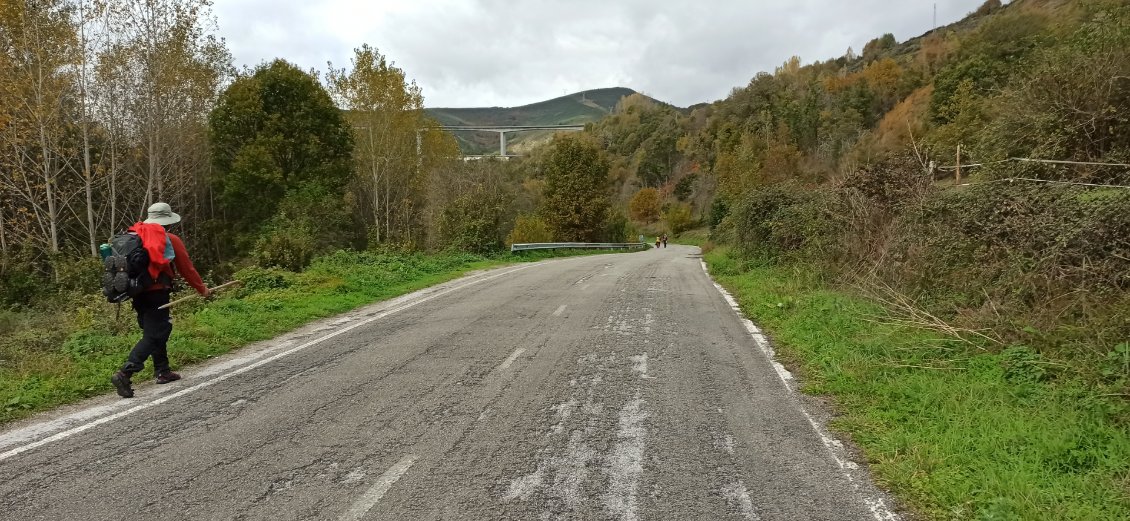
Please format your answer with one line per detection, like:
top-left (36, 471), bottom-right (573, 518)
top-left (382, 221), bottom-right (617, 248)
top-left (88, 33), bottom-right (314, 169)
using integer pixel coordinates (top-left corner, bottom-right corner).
top-left (425, 87), bottom-right (675, 154)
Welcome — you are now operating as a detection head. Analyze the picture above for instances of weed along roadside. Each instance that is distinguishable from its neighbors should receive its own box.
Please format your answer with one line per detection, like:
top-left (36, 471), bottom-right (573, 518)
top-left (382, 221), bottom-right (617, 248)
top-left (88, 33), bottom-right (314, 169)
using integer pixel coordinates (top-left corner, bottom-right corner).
top-left (699, 246), bottom-right (1130, 520)
top-left (0, 249), bottom-right (626, 425)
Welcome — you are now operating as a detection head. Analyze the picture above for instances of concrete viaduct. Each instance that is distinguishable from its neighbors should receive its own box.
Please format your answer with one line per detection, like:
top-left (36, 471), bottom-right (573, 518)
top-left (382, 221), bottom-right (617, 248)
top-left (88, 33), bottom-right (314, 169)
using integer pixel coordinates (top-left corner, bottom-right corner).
top-left (418, 125), bottom-right (585, 158)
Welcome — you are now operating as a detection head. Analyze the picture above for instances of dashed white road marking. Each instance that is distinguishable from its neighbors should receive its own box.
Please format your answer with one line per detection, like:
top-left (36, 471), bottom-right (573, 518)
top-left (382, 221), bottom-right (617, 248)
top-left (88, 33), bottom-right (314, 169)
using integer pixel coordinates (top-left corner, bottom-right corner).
top-left (341, 468), bottom-right (366, 485)
top-left (0, 264), bottom-right (535, 463)
top-left (550, 399), bottom-right (578, 435)
top-left (553, 305), bottom-right (567, 316)
top-left (699, 259), bottom-right (900, 521)
top-left (629, 353), bottom-right (653, 379)
top-left (339, 455), bottom-right (417, 521)
top-left (604, 393), bottom-right (648, 521)
top-left (504, 466), bottom-right (544, 501)
top-left (499, 348), bottom-right (526, 371)
top-left (722, 481), bottom-right (761, 521)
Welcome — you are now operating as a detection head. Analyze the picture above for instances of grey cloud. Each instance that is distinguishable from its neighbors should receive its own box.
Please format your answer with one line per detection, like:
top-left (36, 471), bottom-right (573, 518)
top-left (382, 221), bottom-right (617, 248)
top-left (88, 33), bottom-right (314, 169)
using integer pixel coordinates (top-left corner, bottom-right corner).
top-left (215, 0), bottom-right (988, 108)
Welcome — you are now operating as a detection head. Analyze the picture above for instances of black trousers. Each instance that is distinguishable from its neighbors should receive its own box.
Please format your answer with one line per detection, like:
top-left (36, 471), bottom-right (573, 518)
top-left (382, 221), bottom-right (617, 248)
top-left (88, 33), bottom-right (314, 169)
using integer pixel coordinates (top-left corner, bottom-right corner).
top-left (121, 290), bottom-right (173, 375)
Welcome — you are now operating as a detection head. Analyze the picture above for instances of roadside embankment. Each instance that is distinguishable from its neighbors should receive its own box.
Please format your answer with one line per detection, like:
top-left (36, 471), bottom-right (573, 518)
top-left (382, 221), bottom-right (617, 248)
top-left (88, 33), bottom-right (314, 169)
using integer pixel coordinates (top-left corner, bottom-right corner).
top-left (703, 246), bottom-right (1130, 520)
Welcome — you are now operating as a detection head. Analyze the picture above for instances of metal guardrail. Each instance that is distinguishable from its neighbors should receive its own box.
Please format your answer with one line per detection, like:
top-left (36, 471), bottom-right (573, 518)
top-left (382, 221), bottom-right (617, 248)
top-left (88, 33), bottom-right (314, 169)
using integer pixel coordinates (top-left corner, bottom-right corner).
top-left (510, 242), bottom-right (648, 252)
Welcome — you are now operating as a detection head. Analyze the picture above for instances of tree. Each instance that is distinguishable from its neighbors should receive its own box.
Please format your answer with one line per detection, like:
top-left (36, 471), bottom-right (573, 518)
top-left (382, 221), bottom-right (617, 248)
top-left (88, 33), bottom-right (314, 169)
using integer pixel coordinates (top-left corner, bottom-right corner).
top-left (862, 58), bottom-right (904, 111)
top-left (428, 158), bottom-right (515, 252)
top-left (663, 203), bottom-right (694, 234)
top-left (111, 0), bottom-right (232, 217)
top-left (862, 33), bottom-right (897, 63)
top-left (208, 59), bottom-right (354, 257)
top-left (986, 10), bottom-right (1130, 169)
top-left (540, 135), bottom-right (611, 242)
top-left (629, 188), bottom-right (661, 223)
top-left (326, 44), bottom-right (457, 246)
top-left (0, 0), bottom-right (78, 254)
top-left (0, 0), bottom-right (230, 295)
top-left (975, 0), bottom-right (1002, 17)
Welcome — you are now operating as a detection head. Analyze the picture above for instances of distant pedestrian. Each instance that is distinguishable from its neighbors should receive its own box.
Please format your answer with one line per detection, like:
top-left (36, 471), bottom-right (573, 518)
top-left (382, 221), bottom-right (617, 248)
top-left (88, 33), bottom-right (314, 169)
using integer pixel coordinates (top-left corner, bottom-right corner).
top-left (655, 236), bottom-right (661, 249)
top-left (661, 234), bottom-right (668, 248)
top-left (110, 203), bottom-right (210, 398)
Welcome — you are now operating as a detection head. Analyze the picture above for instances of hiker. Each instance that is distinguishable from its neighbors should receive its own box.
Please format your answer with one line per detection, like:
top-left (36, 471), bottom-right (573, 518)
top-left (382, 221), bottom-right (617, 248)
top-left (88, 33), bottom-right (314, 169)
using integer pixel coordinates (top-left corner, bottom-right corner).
top-left (661, 234), bottom-right (668, 248)
top-left (655, 236), bottom-right (661, 249)
top-left (110, 202), bottom-right (209, 398)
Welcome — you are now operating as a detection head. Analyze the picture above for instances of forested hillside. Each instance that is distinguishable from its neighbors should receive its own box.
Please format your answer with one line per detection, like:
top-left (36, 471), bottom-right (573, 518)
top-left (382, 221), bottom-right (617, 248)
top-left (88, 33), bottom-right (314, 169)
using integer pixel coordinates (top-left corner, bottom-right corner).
top-left (577, 2), bottom-right (1130, 516)
top-left (589, 0), bottom-right (1130, 381)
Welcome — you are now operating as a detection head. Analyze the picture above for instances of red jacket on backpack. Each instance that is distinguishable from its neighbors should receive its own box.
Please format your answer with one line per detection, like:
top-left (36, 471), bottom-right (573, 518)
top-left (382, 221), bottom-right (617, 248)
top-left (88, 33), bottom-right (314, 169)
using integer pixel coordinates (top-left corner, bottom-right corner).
top-left (159, 233), bottom-right (207, 295)
top-left (127, 222), bottom-right (206, 295)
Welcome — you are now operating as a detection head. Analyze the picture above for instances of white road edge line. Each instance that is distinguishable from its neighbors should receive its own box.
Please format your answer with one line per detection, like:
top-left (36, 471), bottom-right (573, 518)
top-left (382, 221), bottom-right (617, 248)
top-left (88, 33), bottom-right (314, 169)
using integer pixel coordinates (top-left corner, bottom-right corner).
top-left (553, 304), bottom-right (567, 316)
top-left (699, 259), bottom-right (900, 521)
top-left (339, 454), bottom-right (417, 521)
top-left (0, 264), bottom-right (534, 463)
top-left (499, 348), bottom-right (526, 371)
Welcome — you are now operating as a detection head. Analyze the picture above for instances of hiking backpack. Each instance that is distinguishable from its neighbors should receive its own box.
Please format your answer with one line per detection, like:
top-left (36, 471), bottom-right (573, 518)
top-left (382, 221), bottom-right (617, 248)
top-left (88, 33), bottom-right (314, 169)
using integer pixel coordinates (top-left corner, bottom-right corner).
top-left (101, 232), bottom-right (154, 303)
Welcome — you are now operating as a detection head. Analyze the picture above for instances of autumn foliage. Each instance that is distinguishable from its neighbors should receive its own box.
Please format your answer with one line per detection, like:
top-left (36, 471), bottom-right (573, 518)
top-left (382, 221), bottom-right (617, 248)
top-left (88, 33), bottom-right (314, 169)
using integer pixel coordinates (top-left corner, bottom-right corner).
top-left (628, 188), bottom-right (661, 223)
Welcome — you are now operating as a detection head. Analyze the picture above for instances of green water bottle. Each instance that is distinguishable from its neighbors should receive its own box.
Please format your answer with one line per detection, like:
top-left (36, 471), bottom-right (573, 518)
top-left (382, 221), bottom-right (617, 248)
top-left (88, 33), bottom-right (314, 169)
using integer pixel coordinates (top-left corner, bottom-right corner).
top-left (99, 243), bottom-right (112, 259)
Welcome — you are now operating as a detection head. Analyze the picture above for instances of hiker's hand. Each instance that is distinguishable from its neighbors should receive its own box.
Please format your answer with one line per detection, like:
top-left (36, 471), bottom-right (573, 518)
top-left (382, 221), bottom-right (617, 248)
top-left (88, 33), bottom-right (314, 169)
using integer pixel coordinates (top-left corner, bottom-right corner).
top-left (202, 289), bottom-right (213, 301)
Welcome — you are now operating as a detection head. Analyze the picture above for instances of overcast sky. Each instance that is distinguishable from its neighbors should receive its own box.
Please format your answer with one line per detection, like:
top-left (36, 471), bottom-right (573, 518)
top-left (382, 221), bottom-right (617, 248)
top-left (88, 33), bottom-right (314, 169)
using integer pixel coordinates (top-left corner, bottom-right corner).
top-left (213, 0), bottom-right (988, 108)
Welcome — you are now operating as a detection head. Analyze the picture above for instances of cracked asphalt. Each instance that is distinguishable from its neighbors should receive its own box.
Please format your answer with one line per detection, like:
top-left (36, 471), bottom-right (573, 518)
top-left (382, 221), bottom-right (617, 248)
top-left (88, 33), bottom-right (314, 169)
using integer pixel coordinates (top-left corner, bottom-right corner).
top-left (0, 245), bottom-right (898, 520)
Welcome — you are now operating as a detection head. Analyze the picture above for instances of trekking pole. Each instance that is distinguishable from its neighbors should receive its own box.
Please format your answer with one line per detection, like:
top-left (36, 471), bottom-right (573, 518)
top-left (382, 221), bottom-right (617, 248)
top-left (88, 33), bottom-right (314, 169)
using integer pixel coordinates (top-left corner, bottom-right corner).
top-left (158, 280), bottom-right (243, 310)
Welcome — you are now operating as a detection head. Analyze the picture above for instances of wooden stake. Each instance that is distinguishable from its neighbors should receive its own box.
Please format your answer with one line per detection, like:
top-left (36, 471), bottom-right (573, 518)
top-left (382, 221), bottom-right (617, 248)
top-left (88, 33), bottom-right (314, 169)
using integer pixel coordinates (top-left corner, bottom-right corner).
top-left (955, 143), bottom-right (962, 184)
top-left (158, 280), bottom-right (242, 310)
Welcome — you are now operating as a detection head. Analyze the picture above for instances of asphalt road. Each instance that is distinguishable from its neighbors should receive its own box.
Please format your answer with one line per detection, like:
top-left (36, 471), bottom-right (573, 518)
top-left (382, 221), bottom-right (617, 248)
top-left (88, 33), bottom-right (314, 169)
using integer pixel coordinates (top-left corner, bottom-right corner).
top-left (0, 245), bottom-right (899, 521)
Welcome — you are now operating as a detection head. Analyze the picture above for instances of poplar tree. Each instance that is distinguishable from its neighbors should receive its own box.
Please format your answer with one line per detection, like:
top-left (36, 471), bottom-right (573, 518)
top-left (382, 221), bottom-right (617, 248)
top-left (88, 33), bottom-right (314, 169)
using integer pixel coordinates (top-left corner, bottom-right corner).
top-left (326, 44), bottom-right (457, 245)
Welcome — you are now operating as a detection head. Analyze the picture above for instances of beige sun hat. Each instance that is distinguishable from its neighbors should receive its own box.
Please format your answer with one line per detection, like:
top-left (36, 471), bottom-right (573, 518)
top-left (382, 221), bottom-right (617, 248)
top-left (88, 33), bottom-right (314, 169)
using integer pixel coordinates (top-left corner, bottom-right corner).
top-left (143, 202), bottom-right (181, 226)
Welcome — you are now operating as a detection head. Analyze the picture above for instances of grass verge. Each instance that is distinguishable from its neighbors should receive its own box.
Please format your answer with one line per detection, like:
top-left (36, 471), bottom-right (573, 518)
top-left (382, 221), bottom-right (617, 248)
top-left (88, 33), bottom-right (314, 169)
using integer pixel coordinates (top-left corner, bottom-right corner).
top-left (672, 227), bottom-right (710, 247)
top-left (704, 246), bottom-right (1130, 520)
top-left (0, 248), bottom-right (626, 424)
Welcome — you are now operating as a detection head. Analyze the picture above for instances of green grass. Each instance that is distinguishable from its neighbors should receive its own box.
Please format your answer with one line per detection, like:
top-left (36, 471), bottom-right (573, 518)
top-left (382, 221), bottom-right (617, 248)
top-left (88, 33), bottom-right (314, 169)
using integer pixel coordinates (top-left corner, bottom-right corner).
top-left (0, 248), bottom-right (627, 424)
top-left (704, 247), bottom-right (1130, 520)
top-left (672, 227), bottom-right (710, 247)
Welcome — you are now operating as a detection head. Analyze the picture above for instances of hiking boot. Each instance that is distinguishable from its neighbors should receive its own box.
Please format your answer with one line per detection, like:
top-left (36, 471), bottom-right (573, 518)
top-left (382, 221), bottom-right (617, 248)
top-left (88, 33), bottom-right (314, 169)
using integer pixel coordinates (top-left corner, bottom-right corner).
top-left (111, 371), bottom-right (134, 398)
top-left (155, 370), bottom-right (181, 385)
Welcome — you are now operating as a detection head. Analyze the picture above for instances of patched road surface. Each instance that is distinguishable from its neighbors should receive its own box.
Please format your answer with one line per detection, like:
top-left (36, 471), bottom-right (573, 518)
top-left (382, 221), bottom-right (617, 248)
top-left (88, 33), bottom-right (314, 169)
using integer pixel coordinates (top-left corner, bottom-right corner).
top-left (0, 245), bottom-right (898, 520)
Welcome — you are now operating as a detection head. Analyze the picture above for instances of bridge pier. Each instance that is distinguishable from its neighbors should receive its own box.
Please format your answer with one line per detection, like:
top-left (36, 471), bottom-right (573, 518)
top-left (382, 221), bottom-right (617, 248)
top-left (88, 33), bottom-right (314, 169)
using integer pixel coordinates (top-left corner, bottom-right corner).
top-left (499, 131), bottom-right (507, 157)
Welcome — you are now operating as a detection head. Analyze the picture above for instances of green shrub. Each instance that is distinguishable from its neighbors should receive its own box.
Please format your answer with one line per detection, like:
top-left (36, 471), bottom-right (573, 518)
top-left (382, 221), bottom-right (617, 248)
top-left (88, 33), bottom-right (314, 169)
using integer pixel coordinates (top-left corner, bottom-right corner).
top-left (49, 255), bottom-right (102, 295)
top-left (0, 263), bottom-right (42, 307)
top-left (254, 220), bottom-right (317, 271)
top-left (708, 199), bottom-right (729, 230)
top-left (729, 184), bottom-right (840, 263)
top-left (603, 211), bottom-right (634, 242)
top-left (506, 214), bottom-right (553, 245)
top-left (662, 203), bottom-right (694, 235)
top-left (235, 266), bottom-right (293, 291)
top-left (437, 186), bottom-right (509, 254)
